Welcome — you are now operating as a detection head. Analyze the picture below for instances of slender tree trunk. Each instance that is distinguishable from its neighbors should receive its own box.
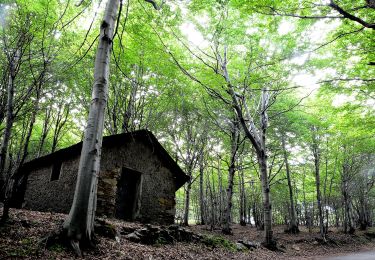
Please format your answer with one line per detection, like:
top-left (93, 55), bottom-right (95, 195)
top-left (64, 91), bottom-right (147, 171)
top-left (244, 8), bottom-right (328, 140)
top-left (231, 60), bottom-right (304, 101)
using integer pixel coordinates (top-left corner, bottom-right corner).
top-left (0, 51), bottom-right (18, 200)
top-left (239, 167), bottom-right (246, 226)
top-left (311, 127), bottom-right (326, 241)
top-left (222, 119), bottom-right (238, 234)
top-left (207, 170), bottom-right (216, 229)
top-left (62, 0), bottom-right (119, 254)
top-left (2, 85), bottom-right (41, 222)
top-left (343, 177), bottom-right (354, 233)
top-left (37, 107), bottom-right (52, 157)
top-left (199, 150), bottom-right (205, 225)
top-left (315, 155), bottom-right (325, 239)
top-left (218, 159), bottom-right (224, 224)
top-left (122, 74), bottom-right (137, 132)
top-left (222, 159), bottom-right (235, 230)
top-left (258, 151), bottom-right (273, 246)
top-left (219, 45), bottom-right (274, 246)
top-left (281, 134), bottom-right (299, 233)
top-left (183, 178), bottom-right (192, 226)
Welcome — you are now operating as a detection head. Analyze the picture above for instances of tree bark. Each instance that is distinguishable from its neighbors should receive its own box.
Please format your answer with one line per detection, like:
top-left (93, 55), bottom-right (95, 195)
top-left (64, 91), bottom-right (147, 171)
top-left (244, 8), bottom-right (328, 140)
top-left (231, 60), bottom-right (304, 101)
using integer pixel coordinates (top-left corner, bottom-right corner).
top-left (63, 0), bottom-right (119, 253)
top-left (281, 134), bottom-right (299, 233)
top-left (0, 50), bottom-right (19, 199)
top-left (222, 119), bottom-right (238, 234)
top-left (217, 45), bottom-right (274, 247)
top-left (199, 149), bottom-right (205, 225)
top-left (239, 166), bottom-right (247, 226)
top-left (51, 103), bottom-right (70, 153)
top-left (183, 178), bottom-right (192, 226)
top-left (311, 126), bottom-right (326, 241)
top-left (342, 161), bottom-right (355, 234)
top-left (37, 107), bottom-right (52, 157)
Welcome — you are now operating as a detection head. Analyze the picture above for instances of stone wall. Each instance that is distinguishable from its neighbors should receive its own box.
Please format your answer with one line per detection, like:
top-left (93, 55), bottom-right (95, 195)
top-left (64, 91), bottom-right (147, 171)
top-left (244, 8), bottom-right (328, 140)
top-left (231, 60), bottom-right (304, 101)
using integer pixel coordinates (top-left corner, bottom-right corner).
top-left (23, 156), bottom-right (79, 213)
top-left (96, 168), bottom-right (120, 217)
top-left (99, 139), bottom-right (177, 224)
top-left (22, 137), bottom-right (177, 224)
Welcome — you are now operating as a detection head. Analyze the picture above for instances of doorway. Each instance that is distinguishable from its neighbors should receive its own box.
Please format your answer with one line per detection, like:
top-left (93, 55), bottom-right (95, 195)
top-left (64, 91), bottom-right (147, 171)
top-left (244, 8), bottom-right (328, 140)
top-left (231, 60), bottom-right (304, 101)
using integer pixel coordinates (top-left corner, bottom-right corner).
top-left (115, 167), bottom-right (142, 220)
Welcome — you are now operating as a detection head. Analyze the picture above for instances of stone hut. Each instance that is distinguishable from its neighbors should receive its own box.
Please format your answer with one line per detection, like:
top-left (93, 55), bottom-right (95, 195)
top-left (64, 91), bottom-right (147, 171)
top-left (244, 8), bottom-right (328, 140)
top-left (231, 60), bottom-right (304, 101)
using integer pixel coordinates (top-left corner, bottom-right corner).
top-left (13, 130), bottom-right (189, 225)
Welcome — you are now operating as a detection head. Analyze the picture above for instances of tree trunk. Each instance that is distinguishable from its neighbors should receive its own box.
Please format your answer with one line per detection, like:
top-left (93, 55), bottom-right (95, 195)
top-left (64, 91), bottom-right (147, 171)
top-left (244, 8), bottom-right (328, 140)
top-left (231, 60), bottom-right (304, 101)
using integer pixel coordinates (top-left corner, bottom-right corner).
top-left (239, 167), bottom-right (247, 226)
top-left (1, 84), bottom-right (41, 222)
top-left (220, 45), bottom-right (274, 247)
top-left (122, 68), bottom-right (138, 132)
top-left (281, 134), bottom-right (299, 233)
top-left (199, 150), bottom-right (205, 225)
top-left (0, 51), bottom-right (18, 200)
top-left (311, 127), bottom-right (326, 241)
top-left (258, 151), bottom-right (273, 246)
top-left (183, 178), bottom-right (192, 226)
top-left (37, 107), bottom-right (52, 157)
top-left (222, 120), bottom-right (238, 234)
top-left (343, 176), bottom-right (354, 233)
top-left (51, 103), bottom-right (70, 153)
top-left (62, 0), bottom-right (119, 254)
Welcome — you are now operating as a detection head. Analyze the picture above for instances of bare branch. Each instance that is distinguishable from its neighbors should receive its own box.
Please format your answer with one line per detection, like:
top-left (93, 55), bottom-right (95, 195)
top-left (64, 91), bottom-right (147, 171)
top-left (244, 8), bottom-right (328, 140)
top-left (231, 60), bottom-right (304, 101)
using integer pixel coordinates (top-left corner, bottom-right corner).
top-left (319, 78), bottom-right (375, 83)
top-left (329, 0), bottom-right (375, 29)
top-left (144, 0), bottom-right (161, 10)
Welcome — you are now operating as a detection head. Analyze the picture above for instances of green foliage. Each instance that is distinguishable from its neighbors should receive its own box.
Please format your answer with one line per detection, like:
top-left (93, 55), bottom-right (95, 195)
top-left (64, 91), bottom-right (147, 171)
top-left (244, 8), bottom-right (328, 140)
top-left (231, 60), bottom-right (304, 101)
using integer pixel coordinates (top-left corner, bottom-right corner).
top-left (201, 234), bottom-right (237, 250)
top-left (0, 0), bottom-right (374, 234)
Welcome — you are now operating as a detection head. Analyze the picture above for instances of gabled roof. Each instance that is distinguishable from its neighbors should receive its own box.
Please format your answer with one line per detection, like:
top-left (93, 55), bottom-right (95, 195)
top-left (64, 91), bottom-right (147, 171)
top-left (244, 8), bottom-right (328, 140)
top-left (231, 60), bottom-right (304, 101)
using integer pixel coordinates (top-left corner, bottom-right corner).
top-left (20, 130), bottom-right (189, 189)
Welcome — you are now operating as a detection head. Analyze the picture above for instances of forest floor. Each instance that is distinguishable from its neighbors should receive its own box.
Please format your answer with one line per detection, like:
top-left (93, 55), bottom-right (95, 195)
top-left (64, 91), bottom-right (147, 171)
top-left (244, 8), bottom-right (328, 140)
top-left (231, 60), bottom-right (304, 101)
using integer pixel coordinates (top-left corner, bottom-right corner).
top-left (1, 207), bottom-right (375, 259)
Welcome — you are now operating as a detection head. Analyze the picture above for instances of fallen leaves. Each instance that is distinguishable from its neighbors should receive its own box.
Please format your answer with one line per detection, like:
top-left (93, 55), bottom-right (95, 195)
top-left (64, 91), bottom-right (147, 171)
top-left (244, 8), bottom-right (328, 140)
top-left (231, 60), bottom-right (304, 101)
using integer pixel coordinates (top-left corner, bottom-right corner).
top-left (1, 207), bottom-right (375, 259)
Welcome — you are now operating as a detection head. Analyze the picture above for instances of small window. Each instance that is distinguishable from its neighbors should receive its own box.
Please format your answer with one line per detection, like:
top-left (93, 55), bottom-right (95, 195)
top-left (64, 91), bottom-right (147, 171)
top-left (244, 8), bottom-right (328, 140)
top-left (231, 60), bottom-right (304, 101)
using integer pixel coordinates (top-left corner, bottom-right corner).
top-left (51, 161), bottom-right (62, 181)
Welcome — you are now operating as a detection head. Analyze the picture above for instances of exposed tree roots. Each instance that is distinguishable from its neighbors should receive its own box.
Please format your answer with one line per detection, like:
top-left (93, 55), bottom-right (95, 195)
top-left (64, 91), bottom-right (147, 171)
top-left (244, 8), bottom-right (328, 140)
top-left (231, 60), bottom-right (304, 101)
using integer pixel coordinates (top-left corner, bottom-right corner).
top-left (261, 239), bottom-right (278, 251)
top-left (284, 225), bottom-right (300, 234)
top-left (42, 219), bottom-right (118, 257)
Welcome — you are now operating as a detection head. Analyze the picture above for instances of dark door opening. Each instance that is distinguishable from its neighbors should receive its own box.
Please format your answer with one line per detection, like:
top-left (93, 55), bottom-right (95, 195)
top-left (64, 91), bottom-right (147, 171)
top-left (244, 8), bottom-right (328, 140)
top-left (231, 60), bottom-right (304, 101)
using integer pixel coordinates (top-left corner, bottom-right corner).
top-left (115, 167), bottom-right (142, 221)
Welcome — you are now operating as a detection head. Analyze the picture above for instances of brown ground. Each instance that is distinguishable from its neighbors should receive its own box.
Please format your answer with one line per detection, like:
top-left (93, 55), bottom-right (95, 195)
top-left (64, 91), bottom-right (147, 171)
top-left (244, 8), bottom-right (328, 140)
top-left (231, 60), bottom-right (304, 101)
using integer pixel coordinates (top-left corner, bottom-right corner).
top-left (1, 207), bottom-right (375, 259)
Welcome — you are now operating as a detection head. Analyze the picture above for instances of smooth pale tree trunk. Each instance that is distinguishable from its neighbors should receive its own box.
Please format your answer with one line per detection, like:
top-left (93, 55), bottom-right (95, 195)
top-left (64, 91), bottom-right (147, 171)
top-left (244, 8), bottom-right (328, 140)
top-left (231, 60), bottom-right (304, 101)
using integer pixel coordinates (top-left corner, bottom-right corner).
top-left (183, 177), bottom-right (192, 226)
top-left (218, 45), bottom-right (274, 247)
top-left (281, 134), bottom-right (299, 233)
top-left (229, 85), bottom-right (274, 246)
top-left (63, 0), bottom-right (119, 253)
top-left (342, 167), bottom-right (355, 233)
top-left (199, 149), bottom-right (206, 225)
top-left (217, 160), bottom-right (224, 224)
top-left (258, 150), bottom-right (273, 246)
top-left (222, 120), bottom-right (238, 234)
top-left (257, 89), bottom-right (275, 247)
top-left (239, 166), bottom-right (247, 226)
top-left (311, 127), bottom-right (326, 241)
top-left (183, 153), bottom-right (195, 226)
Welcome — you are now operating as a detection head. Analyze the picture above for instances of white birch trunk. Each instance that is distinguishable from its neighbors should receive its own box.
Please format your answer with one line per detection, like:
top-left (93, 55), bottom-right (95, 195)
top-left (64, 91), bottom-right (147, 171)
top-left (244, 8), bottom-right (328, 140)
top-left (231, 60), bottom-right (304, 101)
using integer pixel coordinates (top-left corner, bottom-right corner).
top-left (63, 0), bottom-right (119, 246)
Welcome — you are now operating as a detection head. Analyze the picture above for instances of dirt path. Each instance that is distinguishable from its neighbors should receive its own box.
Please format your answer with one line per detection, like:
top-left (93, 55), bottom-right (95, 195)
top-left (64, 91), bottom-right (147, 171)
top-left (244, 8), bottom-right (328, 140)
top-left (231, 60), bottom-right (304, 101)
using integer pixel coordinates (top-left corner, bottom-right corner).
top-left (323, 250), bottom-right (375, 260)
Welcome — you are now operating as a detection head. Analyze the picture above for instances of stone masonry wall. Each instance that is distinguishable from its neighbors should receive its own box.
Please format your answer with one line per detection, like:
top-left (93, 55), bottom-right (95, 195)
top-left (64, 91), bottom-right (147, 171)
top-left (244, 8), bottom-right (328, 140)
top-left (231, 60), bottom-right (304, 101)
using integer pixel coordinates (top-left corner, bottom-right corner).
top-left (23, 156), bottom-right (79, 213)
top-left (23, 137), bottom-right (177, 224)
top-left (99, 139), bottom-right (177, 224)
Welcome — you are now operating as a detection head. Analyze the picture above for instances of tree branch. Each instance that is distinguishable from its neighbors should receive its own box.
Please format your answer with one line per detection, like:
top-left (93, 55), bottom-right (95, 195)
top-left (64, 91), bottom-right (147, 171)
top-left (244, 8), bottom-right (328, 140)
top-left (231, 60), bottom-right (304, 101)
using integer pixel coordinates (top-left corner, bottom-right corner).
top-left (329, 0), bottom-right (375, 29)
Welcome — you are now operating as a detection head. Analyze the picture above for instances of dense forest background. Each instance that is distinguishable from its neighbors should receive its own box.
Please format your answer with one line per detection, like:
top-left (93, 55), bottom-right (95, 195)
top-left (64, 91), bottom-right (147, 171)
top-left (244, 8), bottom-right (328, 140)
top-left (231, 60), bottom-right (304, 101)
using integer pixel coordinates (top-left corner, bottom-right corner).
top-left (0, 0), bottom-right (374, 249)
